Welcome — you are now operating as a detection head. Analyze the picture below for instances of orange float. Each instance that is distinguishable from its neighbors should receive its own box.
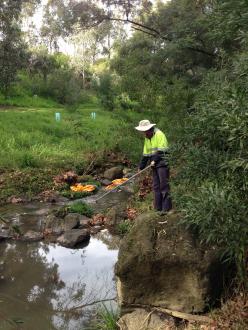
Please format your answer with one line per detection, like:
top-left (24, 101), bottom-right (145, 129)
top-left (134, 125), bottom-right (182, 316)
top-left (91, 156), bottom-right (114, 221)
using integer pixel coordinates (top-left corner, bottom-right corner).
top-left (105, 178), bottom-right (128, 190)
top-left (70, 184), bottom-right (96, 192)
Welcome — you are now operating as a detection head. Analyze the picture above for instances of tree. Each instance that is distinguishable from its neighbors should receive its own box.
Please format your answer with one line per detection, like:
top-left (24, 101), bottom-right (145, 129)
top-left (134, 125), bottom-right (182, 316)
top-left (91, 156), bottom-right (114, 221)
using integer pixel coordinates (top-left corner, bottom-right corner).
top-left (28, 47), bottom-right (58, 82)
top-left (0, 0), bottom-right (39, 96)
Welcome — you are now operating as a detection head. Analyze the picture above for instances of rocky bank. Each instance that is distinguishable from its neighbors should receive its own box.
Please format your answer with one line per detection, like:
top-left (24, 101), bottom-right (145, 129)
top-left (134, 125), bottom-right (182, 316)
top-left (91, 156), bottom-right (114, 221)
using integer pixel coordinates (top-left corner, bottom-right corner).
top-left (115, 211), bottom-right (231, 327)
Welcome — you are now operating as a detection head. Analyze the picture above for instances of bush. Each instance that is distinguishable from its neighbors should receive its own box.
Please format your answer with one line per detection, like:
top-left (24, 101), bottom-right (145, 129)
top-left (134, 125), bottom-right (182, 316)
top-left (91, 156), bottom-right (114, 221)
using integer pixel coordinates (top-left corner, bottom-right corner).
top-left (117, 220), bottom-right (133, 236)
top-left (176, 65), bottom-right (248, 283)
top-left (68, 202), bottom-right (94, 218)
top-left (95, 72), bottom-right (117, 110)
top-left (86, 304), bottom-right (119, 330)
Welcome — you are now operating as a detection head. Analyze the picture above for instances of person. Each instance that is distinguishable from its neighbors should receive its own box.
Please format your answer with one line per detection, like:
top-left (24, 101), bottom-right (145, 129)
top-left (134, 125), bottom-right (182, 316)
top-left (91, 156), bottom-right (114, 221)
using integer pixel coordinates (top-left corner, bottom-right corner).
top-left (135, 119), bottom-right (172, 213)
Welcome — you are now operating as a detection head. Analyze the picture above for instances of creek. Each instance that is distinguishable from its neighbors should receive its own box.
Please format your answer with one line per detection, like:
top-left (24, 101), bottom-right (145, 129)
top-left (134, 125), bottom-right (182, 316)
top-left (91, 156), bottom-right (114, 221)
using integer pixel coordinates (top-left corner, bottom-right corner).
top-left (0, 189), bottom-right (131, 330)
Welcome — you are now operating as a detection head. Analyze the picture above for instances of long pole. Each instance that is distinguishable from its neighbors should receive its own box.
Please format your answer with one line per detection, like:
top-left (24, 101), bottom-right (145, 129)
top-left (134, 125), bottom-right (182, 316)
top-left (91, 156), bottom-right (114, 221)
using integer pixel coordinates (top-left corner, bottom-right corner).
top-left (94, 164), bottom-right (152, 203)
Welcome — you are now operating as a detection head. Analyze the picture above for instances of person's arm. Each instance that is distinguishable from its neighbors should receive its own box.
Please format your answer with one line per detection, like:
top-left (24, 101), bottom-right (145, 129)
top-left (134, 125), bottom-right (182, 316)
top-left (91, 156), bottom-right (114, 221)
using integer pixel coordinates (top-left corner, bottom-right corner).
top-left (139, 138), bottom-right (151, 170)
top-left (139, 156), bottom-right (149, 170)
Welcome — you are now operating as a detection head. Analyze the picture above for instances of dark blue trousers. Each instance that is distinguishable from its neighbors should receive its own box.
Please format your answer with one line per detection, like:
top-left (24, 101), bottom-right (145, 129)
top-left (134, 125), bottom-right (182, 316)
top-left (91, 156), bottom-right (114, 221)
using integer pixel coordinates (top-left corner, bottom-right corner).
top-left (152, 166), bottom-right (172, 212)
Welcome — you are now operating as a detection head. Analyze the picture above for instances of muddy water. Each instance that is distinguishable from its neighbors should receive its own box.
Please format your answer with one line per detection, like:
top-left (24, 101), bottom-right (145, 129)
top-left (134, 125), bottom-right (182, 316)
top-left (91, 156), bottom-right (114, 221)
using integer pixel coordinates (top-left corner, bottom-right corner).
top-left (0, 191), bottom-right (130, 330)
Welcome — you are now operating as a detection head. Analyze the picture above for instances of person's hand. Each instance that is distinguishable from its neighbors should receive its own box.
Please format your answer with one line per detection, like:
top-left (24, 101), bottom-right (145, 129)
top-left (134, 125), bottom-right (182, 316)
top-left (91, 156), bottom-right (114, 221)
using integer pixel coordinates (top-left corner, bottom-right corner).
top-left (151, 160), bottom-right (155, 167)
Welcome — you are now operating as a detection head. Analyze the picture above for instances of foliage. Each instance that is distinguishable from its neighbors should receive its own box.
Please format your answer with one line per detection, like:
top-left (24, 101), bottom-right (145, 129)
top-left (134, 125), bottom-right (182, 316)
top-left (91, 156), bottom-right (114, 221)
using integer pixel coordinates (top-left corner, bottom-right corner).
top-left (175, 62), bottom-right (248, 283)
top-left (86, 304), bottom-right (119, 330)
top-left (68, 201), bottom-right (94, 218)
top-left (0, 0), bottom-right (30, 95)
top-left (0, 168), bottom-right (56, 204)
top-left (95, 72), bottom-right (117, 111)
top-left (117, 220), bottom-right (133, 236)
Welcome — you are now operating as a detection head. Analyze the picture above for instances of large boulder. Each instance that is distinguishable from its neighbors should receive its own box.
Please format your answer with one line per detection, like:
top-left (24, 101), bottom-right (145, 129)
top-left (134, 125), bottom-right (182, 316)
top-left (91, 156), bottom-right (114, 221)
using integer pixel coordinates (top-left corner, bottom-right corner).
top-left (103, 167), bottom-right (123, 180)
top-left (115, 212), bottom-right (229, 313)
top-left (118, 308), bottom-right (175, 330)
top-left (57, 229), bottom-right (90, 248)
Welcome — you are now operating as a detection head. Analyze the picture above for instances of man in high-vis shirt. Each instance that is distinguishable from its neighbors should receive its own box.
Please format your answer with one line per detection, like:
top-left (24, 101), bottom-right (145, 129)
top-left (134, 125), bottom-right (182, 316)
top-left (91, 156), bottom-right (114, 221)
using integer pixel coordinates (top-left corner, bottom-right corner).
top-left (135, 119), bottom-right (172, 213)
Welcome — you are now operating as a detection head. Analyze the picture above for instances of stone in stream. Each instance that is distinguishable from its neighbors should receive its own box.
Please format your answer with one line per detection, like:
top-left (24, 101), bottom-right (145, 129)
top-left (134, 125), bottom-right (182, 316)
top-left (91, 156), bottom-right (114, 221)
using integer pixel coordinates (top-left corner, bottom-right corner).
top-left (79, 215), bottom-right (91, 228)
top-left (22, 230), bottom-right (44, 242)
top-left (63, 213), bottom-right (80, 231)
top-left (115, 212), bottom-right (230, 314)
top-left (44, 213), bottom-right (81, 235)
top-left (103, 166), bottom-right (123, 180)
top-left (100, 179), bottom-right (112, 186)
top-left (57, 229), bottom-right (90, 248)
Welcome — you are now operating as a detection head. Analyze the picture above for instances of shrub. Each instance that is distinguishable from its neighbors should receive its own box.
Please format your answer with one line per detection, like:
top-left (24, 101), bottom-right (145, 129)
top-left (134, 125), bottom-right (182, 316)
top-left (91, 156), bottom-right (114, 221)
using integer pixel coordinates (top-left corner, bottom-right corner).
top-left (86, 304), bottom-right (119, 330)
top-left (176, 65), bottom-right (248, 284)
top-left (68, 202), bottom-right (94, 218)
top-left (117, 220), bottom-right (133, 236)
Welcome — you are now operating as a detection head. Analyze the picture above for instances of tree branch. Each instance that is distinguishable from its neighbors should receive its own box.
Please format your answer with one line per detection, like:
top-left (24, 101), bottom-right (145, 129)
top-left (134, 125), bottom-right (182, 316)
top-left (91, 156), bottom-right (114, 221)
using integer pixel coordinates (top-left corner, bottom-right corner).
top-left (103, 16), bottom-right (216, 57)
top-left (131, 26), bottom-right (158, 38)
top-left (55, 297), bottom-right (116, 313)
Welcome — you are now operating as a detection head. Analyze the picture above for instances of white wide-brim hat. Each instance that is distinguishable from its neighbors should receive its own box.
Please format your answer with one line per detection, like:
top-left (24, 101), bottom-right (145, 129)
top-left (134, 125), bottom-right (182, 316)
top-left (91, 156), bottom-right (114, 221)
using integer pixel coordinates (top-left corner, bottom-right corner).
top-left (135, 119), bottom-right (156, 131)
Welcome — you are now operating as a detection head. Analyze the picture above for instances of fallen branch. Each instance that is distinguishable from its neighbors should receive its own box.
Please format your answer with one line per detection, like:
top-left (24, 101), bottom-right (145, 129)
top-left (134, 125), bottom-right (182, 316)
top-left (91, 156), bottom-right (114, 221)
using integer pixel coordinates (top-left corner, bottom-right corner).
top-left (123, 303), bottom-right (213, 323)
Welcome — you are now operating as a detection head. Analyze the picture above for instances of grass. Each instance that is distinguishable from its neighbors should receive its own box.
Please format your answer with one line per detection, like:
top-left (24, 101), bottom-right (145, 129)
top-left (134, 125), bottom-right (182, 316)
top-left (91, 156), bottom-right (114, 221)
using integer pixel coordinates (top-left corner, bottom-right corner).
top-left (86, 304), bottom-right (119, 330)
top-left (0, 104), bottom-right (143, 170)
top-left (0, 93), bottom-right (59, 108)
top-left (68, 201), bottom-right (94, 217)
top-left (0, 97), bottom-right (158, 202)
top-left (117, 220), bottom-right (133, 236)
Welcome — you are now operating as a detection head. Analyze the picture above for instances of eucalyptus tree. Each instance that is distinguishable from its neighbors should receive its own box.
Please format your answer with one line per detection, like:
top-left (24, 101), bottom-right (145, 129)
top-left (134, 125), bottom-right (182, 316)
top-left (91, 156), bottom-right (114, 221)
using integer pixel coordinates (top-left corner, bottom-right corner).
top-left (0, 0), bottom-right (40, 96)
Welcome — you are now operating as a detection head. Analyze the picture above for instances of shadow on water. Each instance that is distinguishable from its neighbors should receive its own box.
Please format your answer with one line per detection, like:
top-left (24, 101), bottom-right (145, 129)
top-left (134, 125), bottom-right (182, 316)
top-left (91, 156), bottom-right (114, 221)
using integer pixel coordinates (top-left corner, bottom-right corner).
top-left (0, 203), bottom-right (120, 330)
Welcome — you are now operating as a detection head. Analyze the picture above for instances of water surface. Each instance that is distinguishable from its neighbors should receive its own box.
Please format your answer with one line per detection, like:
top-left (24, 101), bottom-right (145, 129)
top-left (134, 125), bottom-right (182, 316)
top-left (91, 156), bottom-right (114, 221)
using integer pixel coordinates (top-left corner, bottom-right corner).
top-left (0, 188), bottom-right (130, 329)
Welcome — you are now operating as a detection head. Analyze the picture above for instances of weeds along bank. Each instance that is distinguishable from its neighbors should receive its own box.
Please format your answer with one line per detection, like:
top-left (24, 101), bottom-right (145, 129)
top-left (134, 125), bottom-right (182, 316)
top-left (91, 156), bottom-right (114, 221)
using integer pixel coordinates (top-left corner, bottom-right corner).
top-left (0, 102), bottom-right (147, 203)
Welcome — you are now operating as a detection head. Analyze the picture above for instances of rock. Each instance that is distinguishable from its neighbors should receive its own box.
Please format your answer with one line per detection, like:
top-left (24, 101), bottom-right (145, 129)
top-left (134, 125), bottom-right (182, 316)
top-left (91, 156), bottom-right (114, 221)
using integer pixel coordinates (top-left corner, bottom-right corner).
top-left (7, 196), bottom-right (23, 204)
top-left (63, 213), bottom-right (80, 231)
top-left (90, 226), bottom-right (102, 235)
top-left (44, 213), bottom-right (81, 234)
top-left (0, 230), bottom-right (11, 240)
top-left (115, 212), bottom-right (229, 313)
top-left (22, 230), bottom-right (44, 242)
top-left (118, 308), bottom-right (175, 330)
top-left (105, 203), bottom-right (127, 226)
top-left (100, 179), bottom-right (112, 186)
top-left (79, 215), bottom-right (91, 228)
top-left (36, 190), bottom-right (68, 203)
top-left (44, 214), bottom-right (63, 235)
top-left (121, 184), bottom-right (135, 194)
top-left (57, 229), bottom-right (90, 248)
top-left (103, 167), bottom-right (123, 180)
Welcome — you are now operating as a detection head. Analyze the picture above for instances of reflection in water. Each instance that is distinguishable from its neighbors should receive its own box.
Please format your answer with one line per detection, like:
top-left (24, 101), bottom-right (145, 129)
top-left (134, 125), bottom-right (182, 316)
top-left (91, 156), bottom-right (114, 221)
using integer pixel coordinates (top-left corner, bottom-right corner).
top-left (0, 237), bottom-right (118, 330)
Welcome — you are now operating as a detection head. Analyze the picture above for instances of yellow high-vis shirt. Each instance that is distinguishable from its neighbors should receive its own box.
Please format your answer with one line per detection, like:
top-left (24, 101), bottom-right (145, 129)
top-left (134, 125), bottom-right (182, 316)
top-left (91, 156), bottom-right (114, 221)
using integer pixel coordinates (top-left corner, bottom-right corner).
top-left (143, 128), bottom-right (169, 156)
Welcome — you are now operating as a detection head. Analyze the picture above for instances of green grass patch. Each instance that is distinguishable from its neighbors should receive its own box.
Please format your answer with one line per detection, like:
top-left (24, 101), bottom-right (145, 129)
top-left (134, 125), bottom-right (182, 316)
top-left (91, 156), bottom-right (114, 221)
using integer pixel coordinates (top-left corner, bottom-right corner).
top-left (0, 93), bottom-right (59, 108)
top-left (68, 201), bottom-right (94, 218)
top-left (0, 104), bottom-right (144, 170)
top-left (0, 99), bottom-right (159, 203)
top-left (86, 304), bottom-right (119, 330)
top-left (117, 220), bottom-right (133, 236)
